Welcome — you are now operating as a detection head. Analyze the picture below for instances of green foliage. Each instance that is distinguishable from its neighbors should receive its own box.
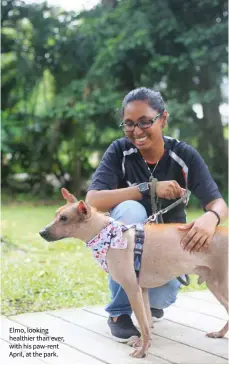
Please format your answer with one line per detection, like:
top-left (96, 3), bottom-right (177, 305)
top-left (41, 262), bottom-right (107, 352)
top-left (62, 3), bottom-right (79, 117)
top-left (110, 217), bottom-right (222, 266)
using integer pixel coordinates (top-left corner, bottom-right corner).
top-left (1, 0), bottom-right (228, 196)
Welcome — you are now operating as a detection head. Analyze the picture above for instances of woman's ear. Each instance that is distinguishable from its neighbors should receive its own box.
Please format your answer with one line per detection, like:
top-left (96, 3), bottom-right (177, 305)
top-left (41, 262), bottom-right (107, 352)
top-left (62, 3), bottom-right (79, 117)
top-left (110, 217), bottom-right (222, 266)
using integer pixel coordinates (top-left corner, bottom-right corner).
top-left (161, 110), bottom-right (169, 128)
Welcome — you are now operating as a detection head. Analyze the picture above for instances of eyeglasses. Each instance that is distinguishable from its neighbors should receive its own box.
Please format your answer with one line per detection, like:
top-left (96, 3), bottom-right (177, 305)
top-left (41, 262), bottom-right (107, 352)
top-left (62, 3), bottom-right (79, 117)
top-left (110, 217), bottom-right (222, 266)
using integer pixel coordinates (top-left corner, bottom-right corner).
top-left (119, 113), bottom-right (161, 132)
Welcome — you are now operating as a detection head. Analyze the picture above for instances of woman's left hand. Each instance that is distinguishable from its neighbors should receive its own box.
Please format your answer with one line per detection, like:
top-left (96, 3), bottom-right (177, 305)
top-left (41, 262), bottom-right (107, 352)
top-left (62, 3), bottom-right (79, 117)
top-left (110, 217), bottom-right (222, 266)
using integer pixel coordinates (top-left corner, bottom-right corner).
top-left (178, 212), bottom-right (218, 253)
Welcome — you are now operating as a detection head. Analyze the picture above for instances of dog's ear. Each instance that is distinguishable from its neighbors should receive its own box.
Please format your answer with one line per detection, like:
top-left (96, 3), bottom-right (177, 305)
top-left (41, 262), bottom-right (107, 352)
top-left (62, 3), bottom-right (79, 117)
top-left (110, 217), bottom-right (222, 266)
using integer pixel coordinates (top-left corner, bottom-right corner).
top-left (61, 188), bottom-right (77, 203)
top-left (76, 200), bottom-right (90, 219)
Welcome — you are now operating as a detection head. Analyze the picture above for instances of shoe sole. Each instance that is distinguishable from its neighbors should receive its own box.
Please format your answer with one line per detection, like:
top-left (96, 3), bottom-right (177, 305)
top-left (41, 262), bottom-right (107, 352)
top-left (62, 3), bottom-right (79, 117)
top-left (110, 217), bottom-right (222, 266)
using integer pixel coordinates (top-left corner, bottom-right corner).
top-left (108, 332), bottom-right (140, 343)
top-left (152, 316), bottom-right (164, 322)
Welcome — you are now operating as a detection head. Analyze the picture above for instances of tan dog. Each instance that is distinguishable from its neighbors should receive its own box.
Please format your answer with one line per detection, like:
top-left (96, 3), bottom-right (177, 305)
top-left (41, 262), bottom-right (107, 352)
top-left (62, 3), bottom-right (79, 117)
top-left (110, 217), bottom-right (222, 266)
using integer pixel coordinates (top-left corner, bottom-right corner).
top-left (40, 188), bottom-right (228, 358)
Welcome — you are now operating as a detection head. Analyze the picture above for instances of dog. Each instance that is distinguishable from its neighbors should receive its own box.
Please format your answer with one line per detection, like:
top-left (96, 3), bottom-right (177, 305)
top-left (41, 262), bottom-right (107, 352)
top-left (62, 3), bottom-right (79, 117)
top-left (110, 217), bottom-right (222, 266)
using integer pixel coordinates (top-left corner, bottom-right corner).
top-left (39, 188), bottom-right (228, 358)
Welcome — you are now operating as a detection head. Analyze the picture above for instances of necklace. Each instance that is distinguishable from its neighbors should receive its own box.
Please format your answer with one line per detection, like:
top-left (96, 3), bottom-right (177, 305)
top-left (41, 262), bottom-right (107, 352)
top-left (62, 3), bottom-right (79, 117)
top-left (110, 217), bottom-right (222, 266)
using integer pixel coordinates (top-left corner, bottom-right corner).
top-left (141, 145), bottom-right (165, 182)
top-left (143, 158), bottom-right (160, 182)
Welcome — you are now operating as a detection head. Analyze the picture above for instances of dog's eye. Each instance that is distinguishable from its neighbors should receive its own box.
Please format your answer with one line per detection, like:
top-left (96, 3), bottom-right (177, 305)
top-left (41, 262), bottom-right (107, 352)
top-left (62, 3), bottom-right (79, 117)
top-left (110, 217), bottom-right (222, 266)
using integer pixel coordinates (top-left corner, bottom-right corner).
top-left (60, 215), bottom-right (67, 222)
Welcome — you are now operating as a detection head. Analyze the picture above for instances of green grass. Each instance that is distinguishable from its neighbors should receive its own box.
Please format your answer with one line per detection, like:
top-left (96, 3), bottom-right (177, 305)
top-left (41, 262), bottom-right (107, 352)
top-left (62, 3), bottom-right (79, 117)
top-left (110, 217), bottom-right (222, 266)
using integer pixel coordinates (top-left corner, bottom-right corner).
top-left (2, 204), bottom-right (207, 316)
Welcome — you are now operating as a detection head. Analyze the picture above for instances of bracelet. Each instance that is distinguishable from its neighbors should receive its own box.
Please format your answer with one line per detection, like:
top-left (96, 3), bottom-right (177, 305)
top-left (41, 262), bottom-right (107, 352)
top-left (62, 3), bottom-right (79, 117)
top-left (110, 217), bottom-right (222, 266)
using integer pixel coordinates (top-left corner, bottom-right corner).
top-left (206, 209), bottom-right (220, 226)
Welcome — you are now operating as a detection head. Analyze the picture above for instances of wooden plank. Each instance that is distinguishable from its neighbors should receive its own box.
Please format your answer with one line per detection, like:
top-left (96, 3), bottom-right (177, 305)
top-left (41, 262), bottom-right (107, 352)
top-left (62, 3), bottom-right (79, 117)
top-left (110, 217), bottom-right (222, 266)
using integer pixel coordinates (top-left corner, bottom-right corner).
top-left (174, 295), bottom-right (227, 320)
top-left (86, 306), bottom-right (228, 359)
top-left (181, 291), bottom-right (219, 304)
top-left (49, 307), bottom-right (227, 364)
top-left (164, 305), bottom-right (228, 338)
top-left (7, 312), bottom-right (169, 364)
top-left (1, 316), bottom-right (104, 364)
top-left (151, 320), bottom-right (228, 360)
top-left (0, 338), bottom-right (45, 364)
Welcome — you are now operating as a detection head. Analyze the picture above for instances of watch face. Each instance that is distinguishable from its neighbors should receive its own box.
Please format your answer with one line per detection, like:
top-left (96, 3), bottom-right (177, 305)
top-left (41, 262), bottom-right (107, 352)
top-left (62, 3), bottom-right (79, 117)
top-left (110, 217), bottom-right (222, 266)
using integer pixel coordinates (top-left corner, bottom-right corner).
top-left (139, 182), bottom-right (149, 192)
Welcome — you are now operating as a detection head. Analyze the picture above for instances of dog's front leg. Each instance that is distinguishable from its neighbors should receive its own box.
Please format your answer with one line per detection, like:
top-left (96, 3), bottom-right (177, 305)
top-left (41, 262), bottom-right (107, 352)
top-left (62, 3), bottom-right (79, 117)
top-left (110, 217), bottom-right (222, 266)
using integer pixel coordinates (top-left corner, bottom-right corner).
top-left (107, 250), bottom-right (151, 358)
top-left (121, 279), bottom-right (152, 358)
top-left (142, 287), bottom-right (154, 328)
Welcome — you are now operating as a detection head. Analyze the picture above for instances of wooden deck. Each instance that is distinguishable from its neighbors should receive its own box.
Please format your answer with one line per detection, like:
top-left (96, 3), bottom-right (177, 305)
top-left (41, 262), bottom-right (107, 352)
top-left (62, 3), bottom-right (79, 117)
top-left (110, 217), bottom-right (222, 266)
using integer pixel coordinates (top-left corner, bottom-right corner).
top-left (1, 291), bottom-right (228, 364)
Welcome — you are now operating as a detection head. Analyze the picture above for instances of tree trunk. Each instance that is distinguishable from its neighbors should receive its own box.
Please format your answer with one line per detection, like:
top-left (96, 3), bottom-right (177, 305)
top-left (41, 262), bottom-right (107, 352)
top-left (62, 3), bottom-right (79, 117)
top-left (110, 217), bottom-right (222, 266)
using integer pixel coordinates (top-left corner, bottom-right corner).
top-left (38, 119), bottom-right (62, 196)
top-left (70, 156), bottom-right (82, 198)
top-left (197, 65), bottom-right (228, 191)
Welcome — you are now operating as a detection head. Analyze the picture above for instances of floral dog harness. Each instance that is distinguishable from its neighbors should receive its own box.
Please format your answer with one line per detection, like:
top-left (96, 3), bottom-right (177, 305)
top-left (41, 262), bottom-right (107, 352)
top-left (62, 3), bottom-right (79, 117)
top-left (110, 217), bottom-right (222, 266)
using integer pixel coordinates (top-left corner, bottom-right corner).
top-left (86, 218), bottom-right (145, 273)
top-left (86, 219), bottom-right (128, 273)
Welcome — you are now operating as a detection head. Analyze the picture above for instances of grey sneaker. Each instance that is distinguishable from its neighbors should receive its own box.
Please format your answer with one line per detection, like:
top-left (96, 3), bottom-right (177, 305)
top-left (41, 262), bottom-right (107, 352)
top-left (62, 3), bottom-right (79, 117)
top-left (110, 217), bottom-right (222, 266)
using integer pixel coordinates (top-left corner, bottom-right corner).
top-left (107, 314), bottom-right (140, 342)
top-left (150, 308), bottom-right (164, 321)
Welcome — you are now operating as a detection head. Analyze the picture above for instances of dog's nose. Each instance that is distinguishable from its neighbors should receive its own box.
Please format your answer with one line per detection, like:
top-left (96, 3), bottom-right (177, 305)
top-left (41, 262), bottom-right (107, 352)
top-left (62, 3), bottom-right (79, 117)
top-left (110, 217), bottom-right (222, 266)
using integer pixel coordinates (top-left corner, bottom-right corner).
top-left (39, 229), bottom-right (49, 239)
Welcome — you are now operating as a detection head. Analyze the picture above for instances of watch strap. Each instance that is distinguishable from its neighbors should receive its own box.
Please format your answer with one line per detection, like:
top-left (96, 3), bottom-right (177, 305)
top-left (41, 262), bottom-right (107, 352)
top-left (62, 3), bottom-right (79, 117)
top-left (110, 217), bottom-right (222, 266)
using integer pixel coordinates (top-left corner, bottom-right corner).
top-left (138, 182), bottom-right (150, 197)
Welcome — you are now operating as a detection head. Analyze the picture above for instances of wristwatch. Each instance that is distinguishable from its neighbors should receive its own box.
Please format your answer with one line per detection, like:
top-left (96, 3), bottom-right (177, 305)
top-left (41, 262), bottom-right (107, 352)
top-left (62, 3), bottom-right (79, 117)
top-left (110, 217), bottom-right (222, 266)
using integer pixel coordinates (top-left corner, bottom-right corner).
top-left (138, 182), bottom-right (151, 198)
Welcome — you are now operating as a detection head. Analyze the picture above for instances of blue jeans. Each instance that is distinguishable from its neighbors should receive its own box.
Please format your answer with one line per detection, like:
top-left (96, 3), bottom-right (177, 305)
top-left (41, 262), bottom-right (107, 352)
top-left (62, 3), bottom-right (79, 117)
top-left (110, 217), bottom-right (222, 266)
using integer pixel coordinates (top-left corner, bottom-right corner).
top-left (105, 200), bottom-right (181, 317)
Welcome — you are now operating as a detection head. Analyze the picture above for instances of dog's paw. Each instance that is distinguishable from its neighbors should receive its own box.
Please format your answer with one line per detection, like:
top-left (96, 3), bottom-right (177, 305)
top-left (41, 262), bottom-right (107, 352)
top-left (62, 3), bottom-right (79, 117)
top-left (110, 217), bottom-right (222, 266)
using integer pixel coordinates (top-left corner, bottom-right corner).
top-left (206, 331), bottom-right (224, 338)
top-left (133, 338), bottom-right (142, 348)
top-left (127, 336), bottom-right (141, 347)
top-left (129, 348), bottom-right (146, 358)
top-left (129, 339), bottom-right (151, 358)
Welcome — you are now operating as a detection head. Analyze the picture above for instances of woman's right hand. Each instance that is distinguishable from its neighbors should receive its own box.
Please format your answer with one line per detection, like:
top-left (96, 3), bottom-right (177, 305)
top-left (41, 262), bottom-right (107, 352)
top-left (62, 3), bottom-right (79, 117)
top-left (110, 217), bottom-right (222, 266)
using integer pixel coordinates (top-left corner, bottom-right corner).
top-left (156, 181), bottom-right (185, 200)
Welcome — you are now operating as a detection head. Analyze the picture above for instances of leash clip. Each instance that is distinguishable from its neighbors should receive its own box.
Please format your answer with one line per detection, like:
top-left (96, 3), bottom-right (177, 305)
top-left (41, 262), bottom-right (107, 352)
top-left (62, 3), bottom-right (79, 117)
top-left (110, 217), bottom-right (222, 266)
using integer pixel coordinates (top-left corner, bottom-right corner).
top-left (147, 213), bottom-right (157, 224)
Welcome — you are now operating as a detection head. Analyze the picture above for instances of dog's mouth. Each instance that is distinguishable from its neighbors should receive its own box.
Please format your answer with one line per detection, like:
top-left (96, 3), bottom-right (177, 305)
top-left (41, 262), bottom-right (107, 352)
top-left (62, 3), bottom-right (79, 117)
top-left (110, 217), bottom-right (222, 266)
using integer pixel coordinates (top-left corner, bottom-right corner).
top-left (39, 230), bottom-right (65, 242)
